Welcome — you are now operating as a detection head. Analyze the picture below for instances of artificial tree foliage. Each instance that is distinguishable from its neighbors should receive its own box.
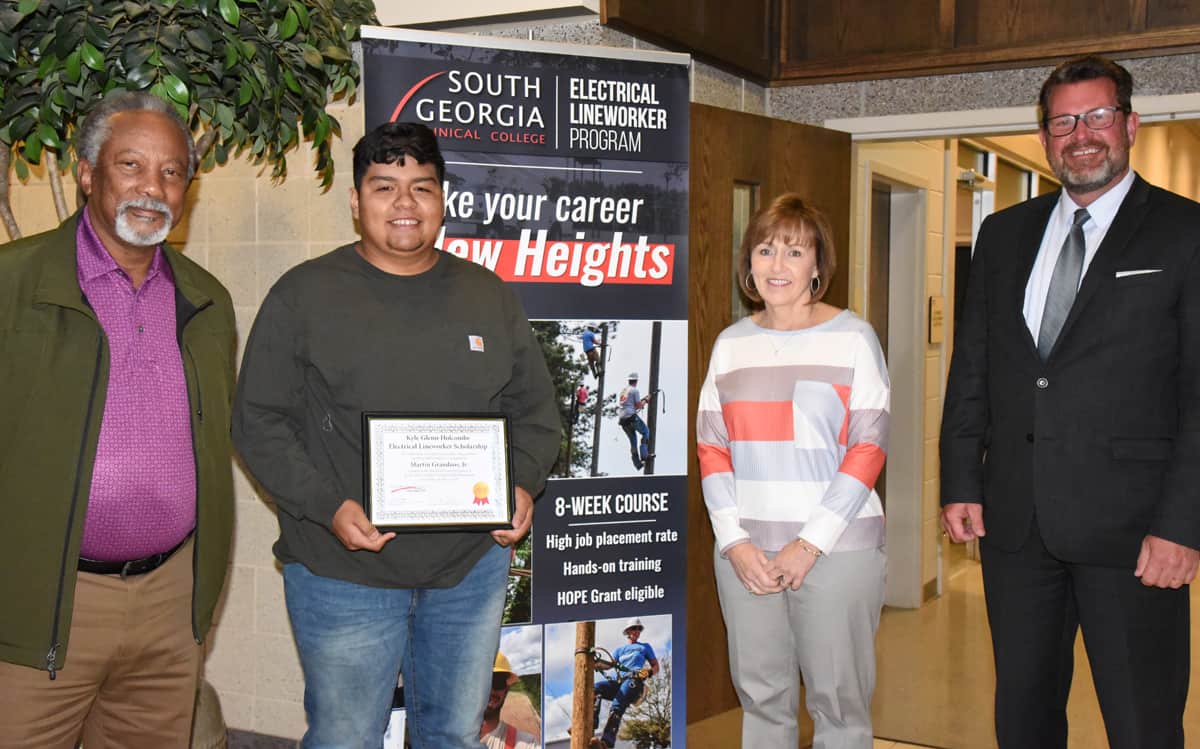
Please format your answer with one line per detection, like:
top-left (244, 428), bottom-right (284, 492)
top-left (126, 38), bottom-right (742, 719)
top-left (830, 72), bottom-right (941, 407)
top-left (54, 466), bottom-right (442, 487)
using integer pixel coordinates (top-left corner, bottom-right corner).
top-left (0, 0), bottom-right (377, 239)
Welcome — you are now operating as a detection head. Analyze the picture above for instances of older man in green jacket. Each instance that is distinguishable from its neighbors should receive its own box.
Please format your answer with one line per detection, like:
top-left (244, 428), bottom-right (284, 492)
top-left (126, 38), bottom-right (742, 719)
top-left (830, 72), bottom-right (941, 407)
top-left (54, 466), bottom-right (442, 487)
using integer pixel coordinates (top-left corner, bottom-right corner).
top-left (0, 91), bottom-right (235, 749)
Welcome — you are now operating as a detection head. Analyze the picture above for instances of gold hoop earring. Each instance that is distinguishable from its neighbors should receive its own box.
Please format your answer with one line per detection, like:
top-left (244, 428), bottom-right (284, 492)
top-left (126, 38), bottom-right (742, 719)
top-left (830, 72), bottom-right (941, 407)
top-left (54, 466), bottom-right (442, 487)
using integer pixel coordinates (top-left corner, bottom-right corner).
top-left (746, 272), bottom-right (756, 291)
top-left (810, 276), bottom-right (821, 295)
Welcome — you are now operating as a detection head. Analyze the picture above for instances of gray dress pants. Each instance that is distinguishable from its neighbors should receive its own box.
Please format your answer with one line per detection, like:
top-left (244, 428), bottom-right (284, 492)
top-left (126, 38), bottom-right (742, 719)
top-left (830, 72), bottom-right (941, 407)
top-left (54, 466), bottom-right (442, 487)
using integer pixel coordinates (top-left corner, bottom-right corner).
top-left (714, 544), bottom-right (886, 748)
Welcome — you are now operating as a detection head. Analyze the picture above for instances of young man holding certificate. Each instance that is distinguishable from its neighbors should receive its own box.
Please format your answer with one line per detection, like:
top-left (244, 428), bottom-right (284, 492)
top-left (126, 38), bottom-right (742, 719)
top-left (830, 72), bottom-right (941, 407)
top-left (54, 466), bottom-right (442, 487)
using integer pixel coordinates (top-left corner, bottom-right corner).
top-left (232, 122), bottom-right (560, 749)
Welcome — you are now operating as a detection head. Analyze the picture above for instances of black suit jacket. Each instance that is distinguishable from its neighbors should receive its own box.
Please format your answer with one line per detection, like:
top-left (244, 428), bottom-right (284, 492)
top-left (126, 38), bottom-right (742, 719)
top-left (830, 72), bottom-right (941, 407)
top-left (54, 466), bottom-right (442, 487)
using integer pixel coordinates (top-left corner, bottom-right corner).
top-left (940, 175), bottom-right (1200, 567)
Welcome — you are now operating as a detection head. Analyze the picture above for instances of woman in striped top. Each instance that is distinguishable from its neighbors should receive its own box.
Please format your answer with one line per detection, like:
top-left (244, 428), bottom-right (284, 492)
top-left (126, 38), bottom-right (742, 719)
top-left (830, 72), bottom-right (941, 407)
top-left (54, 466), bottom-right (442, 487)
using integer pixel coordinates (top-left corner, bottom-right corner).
top-left (697, 194), bottom-right (889, 748)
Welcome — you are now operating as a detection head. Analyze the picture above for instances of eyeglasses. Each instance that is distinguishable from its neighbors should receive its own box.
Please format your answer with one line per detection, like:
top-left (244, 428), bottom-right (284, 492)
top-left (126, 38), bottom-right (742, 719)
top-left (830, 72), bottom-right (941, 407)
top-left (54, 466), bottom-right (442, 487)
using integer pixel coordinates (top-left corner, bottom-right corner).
top-left (1044, 106), bottom-right (1128, 137)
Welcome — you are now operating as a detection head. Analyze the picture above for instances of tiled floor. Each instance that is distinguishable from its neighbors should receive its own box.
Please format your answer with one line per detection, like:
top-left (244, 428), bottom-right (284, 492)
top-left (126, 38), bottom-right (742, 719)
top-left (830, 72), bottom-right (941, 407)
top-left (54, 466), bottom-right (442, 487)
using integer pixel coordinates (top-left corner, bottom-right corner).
top-left (685, 708), bottom-right (938, 749)
top-left (689, 556), bottom-right (1200, 748)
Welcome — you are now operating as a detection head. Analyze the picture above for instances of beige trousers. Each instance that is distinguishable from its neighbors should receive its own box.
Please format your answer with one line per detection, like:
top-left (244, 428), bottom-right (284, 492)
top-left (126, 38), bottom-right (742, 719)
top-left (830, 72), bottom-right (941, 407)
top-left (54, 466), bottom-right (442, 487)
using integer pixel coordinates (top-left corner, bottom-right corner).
top-left (0, 538), bottom-right (202, 749)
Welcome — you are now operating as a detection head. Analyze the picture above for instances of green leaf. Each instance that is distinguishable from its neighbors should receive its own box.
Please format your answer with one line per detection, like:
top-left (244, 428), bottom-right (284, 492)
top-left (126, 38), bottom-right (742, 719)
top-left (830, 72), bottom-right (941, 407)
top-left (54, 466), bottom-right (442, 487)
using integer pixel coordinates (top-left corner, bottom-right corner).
top-left (122, 1), bottom-right (148, 19)
top-left (321, 45), bottom-right (351, 62)
top-left (51, 17), bottom-right (83, 58)
top-left (218, 0), bottom-right (239, 27)
top-left (36, 123), bottom-right (60, 149)
top-left (237, 78), bottom-right (252, 106)
top-left (64, 50), bottom-right (82, 83)
top-left (223, 41), bottom-right (238, 69)
top-left (159, 27), bottom-right (183, 52)
top-left (280, 7), bottom-right (299, 40)
top-left (162, 73), bottom-right (188, 104)
top-left (80, 41), bottom-right (104, 71)
top-left (313, 115), bottom-right (330, 147)
top-left (122, 43), bottom-right (154, 71)
top-left (300, 45), bottom-right (322, 68)
top-left (82, 22), bottom-right (109, 50)
top-left (282, 69), bottom-right (301, 95)
top-left (38, 53), bottom-right (59, 79)
top-left (125, 63), bottom-right (156, 89)
top-left (17, 0), bottom-right (39, 16)
top-left (216, 103), bottom-right (234, 129)
top-left (160, 53), bottom-right (191, 82)
top-left (13, 157), bottom-right (29, 181)
top-left (185, 29), bottom-right (212, 54)
top-left (0, 32), bottom-right (15, 64)
top-left (291, 1), bottom-right (309, 30)
top-left (23, 135), bottom-right (43, 163)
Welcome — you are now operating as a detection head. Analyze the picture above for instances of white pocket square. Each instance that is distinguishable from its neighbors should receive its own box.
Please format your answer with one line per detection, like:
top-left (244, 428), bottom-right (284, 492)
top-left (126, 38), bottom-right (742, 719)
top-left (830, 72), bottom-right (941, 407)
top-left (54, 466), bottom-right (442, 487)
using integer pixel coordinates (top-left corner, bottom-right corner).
top-left (1115, 269), bottom-right (1163, 278)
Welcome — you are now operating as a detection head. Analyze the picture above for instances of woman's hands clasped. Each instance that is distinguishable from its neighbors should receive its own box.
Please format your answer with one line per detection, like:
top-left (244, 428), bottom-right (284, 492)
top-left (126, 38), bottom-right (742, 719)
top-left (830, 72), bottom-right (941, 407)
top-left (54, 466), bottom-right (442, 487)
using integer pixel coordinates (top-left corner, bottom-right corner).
top-left (772, 538), bottom-right (821, 591)
top-left (727, 542), bottom-right (784, 594)
top-left (728, 539), bottom-right (821, 594)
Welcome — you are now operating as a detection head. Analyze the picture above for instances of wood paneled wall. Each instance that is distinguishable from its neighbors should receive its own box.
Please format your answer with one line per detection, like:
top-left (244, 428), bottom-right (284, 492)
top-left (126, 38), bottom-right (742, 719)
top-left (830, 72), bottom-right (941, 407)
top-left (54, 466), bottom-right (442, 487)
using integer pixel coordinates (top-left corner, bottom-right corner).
top-left (603, 0), bottom-right (1200, 84)
top-left (601, 0), bottom-right (774, 80)
top-left (781, 0), bottom-right (1200, 82)
top-left (687, 103), bottom-right (851, 724)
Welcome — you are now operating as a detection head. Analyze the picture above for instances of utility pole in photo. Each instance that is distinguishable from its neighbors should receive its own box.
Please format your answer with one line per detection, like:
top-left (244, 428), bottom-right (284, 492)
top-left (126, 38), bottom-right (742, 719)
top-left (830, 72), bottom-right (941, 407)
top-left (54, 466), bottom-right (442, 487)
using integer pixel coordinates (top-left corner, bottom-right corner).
top-left (644, 321), bottom-right (662, 475)
top-left (572, 621), bottom-right (596, 749)
top-left (589, 323), bottom-right (609, 477)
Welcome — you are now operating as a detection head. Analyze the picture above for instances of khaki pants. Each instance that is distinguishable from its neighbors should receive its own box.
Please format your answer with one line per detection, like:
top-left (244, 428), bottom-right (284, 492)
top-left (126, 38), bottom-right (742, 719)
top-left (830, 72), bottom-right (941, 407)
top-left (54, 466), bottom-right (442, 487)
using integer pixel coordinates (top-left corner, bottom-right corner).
top-left (0, 539), bottom-right (201, 749)
top-left (715, 544), bottom-right (886, 749)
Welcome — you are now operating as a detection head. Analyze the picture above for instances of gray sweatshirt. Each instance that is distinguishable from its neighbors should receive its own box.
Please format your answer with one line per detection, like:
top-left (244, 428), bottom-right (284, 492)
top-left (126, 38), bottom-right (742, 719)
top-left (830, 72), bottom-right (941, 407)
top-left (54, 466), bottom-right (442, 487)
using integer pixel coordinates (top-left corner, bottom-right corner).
top-left (233, 245), bottom-right (560, 588)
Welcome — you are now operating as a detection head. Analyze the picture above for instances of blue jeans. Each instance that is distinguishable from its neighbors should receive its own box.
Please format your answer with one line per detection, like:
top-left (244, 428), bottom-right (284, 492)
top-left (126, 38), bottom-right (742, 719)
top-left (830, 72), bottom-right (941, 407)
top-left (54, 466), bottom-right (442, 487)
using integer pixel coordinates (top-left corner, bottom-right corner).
top-left (594, 677), bottom-right (645, 746)
top-left (619, 415), bottom-right (650, 466)
top-left (283, 543), bottom-right (510, 749)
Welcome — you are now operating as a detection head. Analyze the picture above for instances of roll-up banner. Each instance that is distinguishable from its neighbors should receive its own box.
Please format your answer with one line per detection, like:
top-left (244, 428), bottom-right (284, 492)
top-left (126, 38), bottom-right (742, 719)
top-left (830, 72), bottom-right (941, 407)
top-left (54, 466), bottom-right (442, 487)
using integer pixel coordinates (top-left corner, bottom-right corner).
top-left (361, 28), bottom-right (690, 749)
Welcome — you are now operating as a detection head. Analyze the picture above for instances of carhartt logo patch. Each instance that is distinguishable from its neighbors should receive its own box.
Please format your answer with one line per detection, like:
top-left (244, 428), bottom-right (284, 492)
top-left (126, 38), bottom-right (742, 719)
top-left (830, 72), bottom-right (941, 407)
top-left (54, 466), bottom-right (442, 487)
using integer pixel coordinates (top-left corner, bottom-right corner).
top-left (468, 335), bottom-right (485, 352)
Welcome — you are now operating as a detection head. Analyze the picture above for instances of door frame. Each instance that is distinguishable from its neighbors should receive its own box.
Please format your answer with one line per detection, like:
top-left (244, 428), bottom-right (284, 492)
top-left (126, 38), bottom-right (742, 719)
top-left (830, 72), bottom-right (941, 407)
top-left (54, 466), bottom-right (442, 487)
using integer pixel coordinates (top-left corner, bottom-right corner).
top-left (687, 102), bottom-right (853, 727)
top-left (859, 161), bottom-right (928, 609)
top-left (823, 93), bottom-right (1200, 140)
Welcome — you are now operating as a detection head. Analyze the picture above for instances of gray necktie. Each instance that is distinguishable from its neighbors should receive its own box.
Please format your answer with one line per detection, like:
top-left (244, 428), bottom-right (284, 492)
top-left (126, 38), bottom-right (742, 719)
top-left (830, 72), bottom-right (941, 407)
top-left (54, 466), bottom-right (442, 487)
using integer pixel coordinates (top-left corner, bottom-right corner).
top-left (1037, 208), bottom-right (1090, 360)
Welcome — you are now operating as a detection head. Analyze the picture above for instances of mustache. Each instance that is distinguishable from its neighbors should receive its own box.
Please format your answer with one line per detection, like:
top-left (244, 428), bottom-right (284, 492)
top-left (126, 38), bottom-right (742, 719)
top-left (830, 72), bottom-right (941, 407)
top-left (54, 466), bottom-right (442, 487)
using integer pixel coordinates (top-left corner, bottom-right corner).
top-left (117, 197), bottom-right (173, 222)
top-left (1063, 140), bottom-right (1107, 152)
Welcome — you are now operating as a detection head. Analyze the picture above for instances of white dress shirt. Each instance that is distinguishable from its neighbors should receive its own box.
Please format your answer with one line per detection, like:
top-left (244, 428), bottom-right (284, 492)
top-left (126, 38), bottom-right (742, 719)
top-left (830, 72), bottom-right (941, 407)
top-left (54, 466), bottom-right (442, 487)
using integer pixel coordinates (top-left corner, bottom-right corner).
top-left (1023, 169), bottom-right (1136, 339)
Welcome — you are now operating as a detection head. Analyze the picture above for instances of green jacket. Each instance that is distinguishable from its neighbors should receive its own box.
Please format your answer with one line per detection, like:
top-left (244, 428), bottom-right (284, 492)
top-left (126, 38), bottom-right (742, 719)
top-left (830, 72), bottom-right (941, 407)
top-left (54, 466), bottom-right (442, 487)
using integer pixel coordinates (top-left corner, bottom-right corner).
top-left (0, 214), bottom-right (236, 674)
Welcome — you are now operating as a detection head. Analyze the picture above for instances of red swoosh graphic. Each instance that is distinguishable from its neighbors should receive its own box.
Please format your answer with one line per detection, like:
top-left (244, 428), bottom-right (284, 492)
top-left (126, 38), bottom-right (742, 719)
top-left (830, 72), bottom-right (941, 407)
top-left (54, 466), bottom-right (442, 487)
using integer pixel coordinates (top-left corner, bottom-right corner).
top-left (390, 71), bottom-right (447, 122)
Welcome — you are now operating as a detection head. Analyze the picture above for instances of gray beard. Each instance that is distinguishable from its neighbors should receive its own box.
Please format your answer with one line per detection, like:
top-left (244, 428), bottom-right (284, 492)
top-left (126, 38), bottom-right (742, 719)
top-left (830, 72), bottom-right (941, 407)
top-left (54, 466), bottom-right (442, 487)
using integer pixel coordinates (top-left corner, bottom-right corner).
top-left (1051, 143), bottom-right (1129, 196)
top-left (115, 198), bottom-right (173, 246)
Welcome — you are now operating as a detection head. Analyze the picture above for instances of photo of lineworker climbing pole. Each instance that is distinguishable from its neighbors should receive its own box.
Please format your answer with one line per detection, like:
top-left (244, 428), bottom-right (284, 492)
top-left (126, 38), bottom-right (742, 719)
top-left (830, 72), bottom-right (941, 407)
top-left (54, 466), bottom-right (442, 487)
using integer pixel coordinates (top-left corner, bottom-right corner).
top-left (541, 615), bottom-right (673, 749)
top-left (533, 319), bottom-right (686, 479)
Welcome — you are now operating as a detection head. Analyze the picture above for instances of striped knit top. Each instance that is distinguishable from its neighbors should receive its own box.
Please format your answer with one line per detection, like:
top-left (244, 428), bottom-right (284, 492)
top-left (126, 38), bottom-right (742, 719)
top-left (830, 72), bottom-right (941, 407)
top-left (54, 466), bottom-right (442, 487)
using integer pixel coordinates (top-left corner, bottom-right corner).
top-left (697, 310), bottom-right (889, 555)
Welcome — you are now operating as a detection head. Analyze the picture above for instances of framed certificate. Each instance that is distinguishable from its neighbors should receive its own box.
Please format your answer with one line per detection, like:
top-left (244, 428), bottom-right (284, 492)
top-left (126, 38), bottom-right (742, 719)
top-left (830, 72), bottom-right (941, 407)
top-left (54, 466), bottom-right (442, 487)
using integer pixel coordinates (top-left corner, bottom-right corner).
top-left (362, 413), bottom-right (514, 532)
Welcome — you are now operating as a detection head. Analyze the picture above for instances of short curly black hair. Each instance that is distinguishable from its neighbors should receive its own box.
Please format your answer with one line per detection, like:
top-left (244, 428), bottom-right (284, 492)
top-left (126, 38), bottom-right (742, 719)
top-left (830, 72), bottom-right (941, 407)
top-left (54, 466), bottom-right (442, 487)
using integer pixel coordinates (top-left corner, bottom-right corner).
top-left (352, 121), bottom-right (446, 189)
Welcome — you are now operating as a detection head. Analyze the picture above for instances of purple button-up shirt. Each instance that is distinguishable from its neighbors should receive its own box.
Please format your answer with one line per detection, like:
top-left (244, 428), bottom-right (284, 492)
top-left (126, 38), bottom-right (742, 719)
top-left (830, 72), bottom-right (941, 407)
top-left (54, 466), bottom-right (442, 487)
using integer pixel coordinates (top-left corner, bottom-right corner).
top-left (76, 208), bottom-right (196, 561)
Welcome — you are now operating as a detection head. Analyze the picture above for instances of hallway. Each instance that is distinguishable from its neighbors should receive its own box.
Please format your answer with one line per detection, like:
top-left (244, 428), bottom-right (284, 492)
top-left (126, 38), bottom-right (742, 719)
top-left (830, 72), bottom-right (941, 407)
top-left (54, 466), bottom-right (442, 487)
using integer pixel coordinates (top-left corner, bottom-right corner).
top-left (689, 560), bottom-right (1200, 748)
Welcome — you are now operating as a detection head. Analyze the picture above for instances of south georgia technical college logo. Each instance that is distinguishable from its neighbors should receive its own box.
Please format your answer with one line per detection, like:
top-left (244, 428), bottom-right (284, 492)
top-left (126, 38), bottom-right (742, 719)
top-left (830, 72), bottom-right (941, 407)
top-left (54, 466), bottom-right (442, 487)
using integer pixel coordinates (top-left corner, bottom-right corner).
top-left (389, 69), bottom-right (550, 147)
top-left (388, 66), bottom-right (670, 154)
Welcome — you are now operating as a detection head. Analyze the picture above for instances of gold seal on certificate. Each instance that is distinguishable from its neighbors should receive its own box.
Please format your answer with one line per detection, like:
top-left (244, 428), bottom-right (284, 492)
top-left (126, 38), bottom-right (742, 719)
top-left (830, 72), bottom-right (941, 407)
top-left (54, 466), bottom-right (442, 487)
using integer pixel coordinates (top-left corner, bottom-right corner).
top-left (362, 413), bottom-right (514, 531)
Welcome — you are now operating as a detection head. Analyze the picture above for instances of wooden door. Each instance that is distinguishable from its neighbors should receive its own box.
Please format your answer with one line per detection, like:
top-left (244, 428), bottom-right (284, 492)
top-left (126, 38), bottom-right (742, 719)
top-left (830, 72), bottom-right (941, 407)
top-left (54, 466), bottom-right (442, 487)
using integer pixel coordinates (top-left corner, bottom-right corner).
top-left (687, 103), bottom-right (852, 726)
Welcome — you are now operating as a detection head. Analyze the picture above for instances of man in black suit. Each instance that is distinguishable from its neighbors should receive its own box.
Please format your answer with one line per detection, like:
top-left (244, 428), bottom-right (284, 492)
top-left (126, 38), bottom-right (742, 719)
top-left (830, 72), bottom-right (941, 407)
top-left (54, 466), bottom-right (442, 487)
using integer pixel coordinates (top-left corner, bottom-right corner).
top-left (941, 55), bottom-right (1200, 749)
